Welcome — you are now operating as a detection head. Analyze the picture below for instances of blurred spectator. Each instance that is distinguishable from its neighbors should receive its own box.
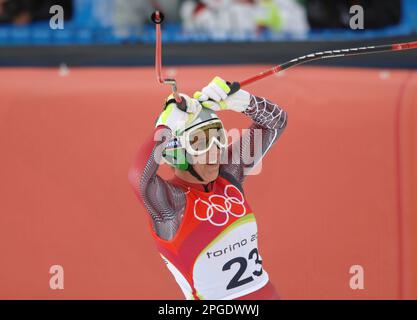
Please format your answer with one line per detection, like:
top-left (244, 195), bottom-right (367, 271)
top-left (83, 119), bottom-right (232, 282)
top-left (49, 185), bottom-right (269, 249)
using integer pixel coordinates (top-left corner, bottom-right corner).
top-left (306, 0), bottom-right (402, 29)
top-left (180, 0), bottom-right (258, 37)
top-left (0, 0), bottom-right (73, 25)
top-left (180, 0), bottom-right (309, 37)
top-left (113, 0), bottom-right (181, 38)
top-left (257, 0), bottom-right (309, 34)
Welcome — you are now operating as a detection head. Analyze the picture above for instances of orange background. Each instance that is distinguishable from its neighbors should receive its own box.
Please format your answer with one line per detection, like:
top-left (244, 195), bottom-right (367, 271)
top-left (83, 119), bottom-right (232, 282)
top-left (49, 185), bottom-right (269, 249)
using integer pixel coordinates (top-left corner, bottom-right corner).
top-left (0, 66), bottom-right (416, 299)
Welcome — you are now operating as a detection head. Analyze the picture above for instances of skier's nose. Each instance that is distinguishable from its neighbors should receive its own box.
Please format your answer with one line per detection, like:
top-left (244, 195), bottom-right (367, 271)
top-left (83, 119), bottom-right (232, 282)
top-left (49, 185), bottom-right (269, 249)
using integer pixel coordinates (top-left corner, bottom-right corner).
top-left (206, 144), bottom-right (221, 164)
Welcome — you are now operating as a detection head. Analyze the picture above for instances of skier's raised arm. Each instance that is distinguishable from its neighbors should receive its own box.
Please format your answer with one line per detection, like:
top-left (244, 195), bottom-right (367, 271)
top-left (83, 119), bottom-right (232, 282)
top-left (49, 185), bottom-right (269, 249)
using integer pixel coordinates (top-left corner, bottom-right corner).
top-left (194, 76), bottom-right (288, 186)
top-left (128, 94), bottom-right (201, 240)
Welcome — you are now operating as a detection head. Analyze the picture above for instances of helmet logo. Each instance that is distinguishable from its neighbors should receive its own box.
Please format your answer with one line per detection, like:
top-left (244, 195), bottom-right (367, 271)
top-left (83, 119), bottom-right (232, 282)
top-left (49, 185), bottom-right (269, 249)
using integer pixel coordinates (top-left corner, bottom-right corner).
top-left (166, 138), bottom-right (181, 149)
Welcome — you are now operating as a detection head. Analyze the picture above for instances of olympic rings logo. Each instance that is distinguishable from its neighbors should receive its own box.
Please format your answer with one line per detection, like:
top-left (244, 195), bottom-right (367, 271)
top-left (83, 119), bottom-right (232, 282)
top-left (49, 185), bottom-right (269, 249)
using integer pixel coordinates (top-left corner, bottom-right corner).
top-left (193, 185), bottom-right (246, 227)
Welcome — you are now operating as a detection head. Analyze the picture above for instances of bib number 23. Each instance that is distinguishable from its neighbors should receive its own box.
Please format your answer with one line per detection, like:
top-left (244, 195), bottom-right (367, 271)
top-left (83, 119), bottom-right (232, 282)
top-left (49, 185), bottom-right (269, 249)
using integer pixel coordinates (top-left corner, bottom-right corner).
top-left (222, 248), bottom-right (263, 290)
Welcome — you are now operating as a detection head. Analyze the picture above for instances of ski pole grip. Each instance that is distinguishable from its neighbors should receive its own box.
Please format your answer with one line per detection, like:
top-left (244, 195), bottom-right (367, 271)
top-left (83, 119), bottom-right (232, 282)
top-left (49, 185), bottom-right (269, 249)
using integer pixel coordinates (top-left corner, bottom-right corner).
top-left (177, 98), bottom-right (188, 112)
top-left (226, 81), bottom-right (241, 95)
top-left (164, 97), bottom-right (187, 112)
top-left (204, 80), bottom-right (241, 103)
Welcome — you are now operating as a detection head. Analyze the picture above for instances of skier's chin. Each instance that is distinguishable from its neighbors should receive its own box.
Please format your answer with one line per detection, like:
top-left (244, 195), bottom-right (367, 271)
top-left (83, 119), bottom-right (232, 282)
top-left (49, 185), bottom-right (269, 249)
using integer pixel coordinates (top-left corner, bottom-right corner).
top-left (196, 163), bottom-right (220, 183)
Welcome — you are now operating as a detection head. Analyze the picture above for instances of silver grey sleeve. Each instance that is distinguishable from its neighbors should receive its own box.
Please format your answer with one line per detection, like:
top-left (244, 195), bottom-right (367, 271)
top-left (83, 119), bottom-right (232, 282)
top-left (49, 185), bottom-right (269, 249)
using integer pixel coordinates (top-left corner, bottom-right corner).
top-left (220, 95), bottom-right (288, 185)
top-left (129, 127), bottom-right (186, 241)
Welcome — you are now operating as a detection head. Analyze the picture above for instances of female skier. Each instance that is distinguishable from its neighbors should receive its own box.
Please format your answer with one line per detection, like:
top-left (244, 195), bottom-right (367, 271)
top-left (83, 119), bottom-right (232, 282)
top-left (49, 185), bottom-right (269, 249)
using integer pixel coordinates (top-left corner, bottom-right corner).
top-left (129, 76), bottom-right (287, 300)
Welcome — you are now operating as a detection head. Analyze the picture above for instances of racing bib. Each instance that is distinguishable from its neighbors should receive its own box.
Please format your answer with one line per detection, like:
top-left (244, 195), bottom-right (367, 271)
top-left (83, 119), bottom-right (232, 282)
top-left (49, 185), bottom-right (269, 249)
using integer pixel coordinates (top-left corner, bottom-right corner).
top-left (151, 176), bottom-right (269, 300)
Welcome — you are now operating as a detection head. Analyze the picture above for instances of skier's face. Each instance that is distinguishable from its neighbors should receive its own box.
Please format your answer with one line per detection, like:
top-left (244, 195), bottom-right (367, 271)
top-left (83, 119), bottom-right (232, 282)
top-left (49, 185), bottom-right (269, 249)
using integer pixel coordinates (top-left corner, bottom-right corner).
top-left (190, 144), bottom-right (222, 183)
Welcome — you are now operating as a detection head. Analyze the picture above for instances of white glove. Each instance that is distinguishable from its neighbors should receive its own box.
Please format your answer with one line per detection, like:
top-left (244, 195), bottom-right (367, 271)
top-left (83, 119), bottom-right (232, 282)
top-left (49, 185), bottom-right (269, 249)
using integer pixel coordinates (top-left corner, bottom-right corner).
top-left (155, 93), bottom-right (202, 134)
top-left (194, 76), bottom-right (251, 113)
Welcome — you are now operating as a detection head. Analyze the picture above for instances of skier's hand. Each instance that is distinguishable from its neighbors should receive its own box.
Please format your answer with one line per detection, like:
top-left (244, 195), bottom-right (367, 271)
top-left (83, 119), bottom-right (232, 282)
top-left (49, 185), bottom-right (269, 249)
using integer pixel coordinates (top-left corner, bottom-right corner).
top-left (194, 76), bottom-right (251, 113)
top-left (155, 93), bottom-right (202, 133)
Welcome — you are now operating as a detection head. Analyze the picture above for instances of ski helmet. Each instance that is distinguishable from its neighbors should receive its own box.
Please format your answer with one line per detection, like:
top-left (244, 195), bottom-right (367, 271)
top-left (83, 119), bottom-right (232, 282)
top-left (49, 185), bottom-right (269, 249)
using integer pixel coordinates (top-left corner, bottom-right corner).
top-left (162, 107), bottom-right (228, 176)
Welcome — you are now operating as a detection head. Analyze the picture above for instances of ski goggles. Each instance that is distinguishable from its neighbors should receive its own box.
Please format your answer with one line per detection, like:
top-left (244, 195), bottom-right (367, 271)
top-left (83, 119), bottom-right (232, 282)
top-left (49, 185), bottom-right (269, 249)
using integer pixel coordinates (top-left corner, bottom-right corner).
top-left (180, 119), bottom-right (228, 156)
